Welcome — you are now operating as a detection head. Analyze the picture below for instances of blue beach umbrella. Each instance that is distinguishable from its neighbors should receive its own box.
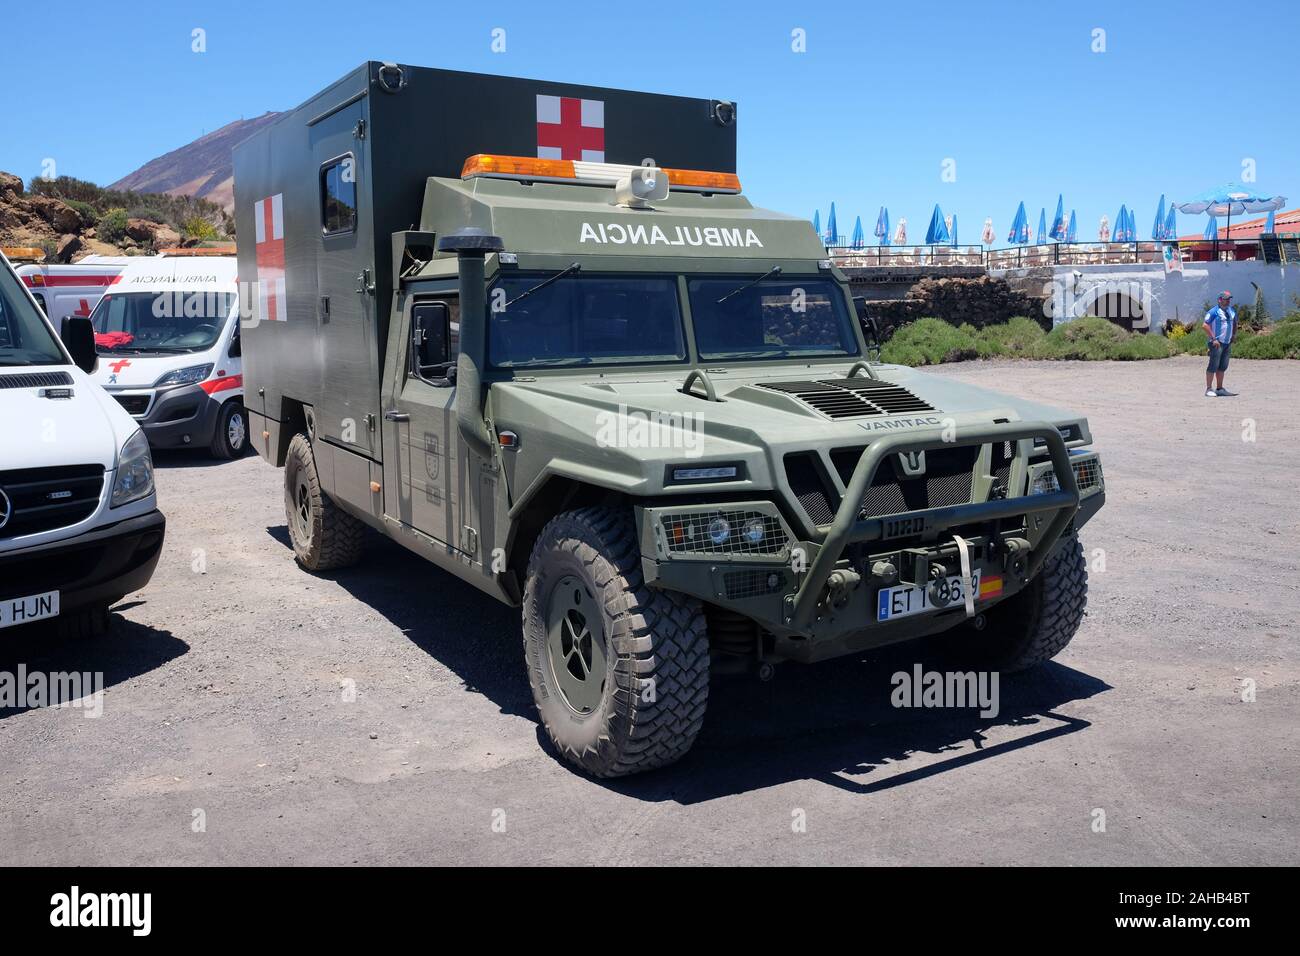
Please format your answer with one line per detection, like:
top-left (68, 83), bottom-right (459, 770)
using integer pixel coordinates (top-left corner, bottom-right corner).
top-left (850, 216), bottom-right (865, 249)
top-left (1176, 183), bottom-right (1287, 243)
top-left (1128, 207), bottom-right (1138, 242)
top-left (1114, 205), bottom-right (1130, 242)
top-left (949, 213), bottom-right (959, 247)
top-left (1066, 209), bottom-right (1077, 243)
top-left (925, 204), bottom-right (951, 245)
top-left (825, 202), bottom-right (838, 245)
top-left (1152, 195), bottom-right (1167, 240)
top-left (876, 207), bottom-right (891, 246)
top-left (1163, 205), bottom-right (1177, 241)
top-left (1050, 195), bottom-right (1066, 240)
top-left (1203, 215), bottom-right (1219, 241)
top-left (1036, 208), bottom-right (1048, 245)
top-left (812, 210), bottom-right (821, 239)
top-left (1264, 209), bottom-right (1276, 234)
top-left (1008, 202), bottom-right (1029, 244)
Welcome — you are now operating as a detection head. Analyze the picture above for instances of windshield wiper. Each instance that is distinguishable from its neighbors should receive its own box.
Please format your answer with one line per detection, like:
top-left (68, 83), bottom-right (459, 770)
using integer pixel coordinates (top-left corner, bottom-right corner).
top-left (505, 262), bottom-right (581, 309)
top-left (715, 265), bottom-right (782, 305)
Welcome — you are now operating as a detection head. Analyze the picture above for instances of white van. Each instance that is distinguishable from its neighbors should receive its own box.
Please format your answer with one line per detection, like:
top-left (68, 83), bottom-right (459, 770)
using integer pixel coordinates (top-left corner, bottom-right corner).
top-left (0, 250), bottom-right (165, 638)
top-left (87, 253), bottom-right (248, 459)
top-left (16, 256), bottom-right (131, 322)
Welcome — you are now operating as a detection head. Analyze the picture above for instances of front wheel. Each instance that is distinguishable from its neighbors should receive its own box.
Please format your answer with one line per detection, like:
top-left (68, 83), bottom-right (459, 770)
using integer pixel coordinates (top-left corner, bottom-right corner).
top-left (522, 507), bottom-right (710, 778)
top-left (210, 400), bottom-right (249, 460)
top-left (941, 533), bottom-right (1088, 671)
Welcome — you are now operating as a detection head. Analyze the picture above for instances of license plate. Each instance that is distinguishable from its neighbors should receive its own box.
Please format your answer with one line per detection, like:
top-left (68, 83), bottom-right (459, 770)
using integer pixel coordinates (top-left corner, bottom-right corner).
top-left (877, 572), bottom-right (979, 622)
top-left (0, 590), bottom-right (60, 629)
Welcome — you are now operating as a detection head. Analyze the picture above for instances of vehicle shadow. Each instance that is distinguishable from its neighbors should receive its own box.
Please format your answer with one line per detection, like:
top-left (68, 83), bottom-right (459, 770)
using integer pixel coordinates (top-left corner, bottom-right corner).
top-left (151, 448), bottom-right (251, 469)
top-left (0, 605), bottom-right (188, 721)
top-left (266, 525), bottom-right (1110, 801)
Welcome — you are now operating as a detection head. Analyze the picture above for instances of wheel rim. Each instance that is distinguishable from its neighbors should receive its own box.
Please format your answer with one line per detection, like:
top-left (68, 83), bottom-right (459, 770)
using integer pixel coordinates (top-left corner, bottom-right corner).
top-left (228, 411), bottom-right (246, 450)
top-left (544, 575), bottom-right (607, 715)
top-left (292, 479), bottom-right (311, 542)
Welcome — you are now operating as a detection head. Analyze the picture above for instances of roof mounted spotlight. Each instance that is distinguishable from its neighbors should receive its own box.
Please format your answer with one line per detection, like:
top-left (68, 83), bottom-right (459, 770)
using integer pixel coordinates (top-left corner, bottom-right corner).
top-left (613, 166), bottom-right (669, 208)
top-left (712, 100), bottom-right (736, 127)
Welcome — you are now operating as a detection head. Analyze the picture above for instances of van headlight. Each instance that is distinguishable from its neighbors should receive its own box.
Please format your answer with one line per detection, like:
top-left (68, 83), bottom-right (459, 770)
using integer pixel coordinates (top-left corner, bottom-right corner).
top-left (111, 429), bottom-right (155, 507)
top-left (154, 363), bottom-right (213, 388)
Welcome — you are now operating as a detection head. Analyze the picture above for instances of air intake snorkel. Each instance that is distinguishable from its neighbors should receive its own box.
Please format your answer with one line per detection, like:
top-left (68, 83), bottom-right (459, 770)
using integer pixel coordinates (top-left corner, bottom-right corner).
top-left (436, 227), bottom-right (504, 462)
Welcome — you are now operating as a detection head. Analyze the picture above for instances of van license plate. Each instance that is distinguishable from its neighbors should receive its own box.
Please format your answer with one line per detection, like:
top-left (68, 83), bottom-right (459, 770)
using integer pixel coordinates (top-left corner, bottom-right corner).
top-left (877, 573), bottom-right (979, 622)
top-left (0, 591), bottom-right (60, 629)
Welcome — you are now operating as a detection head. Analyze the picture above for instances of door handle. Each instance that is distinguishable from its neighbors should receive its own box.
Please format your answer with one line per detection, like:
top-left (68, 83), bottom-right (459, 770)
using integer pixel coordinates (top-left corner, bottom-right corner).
top-left (383, 409), bottom-right (409, 423)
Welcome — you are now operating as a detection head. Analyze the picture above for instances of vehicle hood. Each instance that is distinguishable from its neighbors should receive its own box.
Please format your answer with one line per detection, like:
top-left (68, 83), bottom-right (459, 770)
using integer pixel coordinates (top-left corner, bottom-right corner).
top-left (0, 365), bottom-right (134, 470)
top-left (91, 352), bottom-right (208, 389)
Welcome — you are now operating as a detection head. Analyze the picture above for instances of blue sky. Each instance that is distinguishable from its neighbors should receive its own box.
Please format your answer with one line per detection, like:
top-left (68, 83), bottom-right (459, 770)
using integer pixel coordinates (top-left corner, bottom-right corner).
top-left (4, 0), bottom-right (1297, 242)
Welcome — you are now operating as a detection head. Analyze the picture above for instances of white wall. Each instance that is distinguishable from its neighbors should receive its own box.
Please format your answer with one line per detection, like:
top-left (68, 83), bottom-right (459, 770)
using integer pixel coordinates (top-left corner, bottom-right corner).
top-left (994, 262), bottom-right (1300, 332)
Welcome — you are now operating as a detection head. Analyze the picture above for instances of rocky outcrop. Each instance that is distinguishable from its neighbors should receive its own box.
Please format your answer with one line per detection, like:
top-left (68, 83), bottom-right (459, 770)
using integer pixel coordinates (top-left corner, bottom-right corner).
top-left (869, 275), bottom-right (1048, 339)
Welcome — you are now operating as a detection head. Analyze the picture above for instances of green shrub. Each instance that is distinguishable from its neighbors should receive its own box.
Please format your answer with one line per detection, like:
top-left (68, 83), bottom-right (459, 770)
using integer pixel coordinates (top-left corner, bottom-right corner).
top-left (96, 207), bottom-right (129, 244)
top-left (1233, 322), bottom-right (1300, 359)
top-left (63, 198), bottom-right (95, 222)
top-left (1032, 316), bottom-right (1173, 360)
top-left (973, 316), bottom-right (1045, 358)
top-left (183, 216), bottom-right (219, 240)
top-left (1252, 286), bottom-right (1271, 326)
top-left (880, 317), bottom-right (979, 366)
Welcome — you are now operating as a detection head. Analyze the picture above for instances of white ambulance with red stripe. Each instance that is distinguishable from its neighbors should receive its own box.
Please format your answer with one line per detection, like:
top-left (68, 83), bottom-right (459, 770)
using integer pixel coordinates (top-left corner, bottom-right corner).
top-left (16, 256), bottom-right (131, 322)
top-left (87, 252), bottom-right (247, 459)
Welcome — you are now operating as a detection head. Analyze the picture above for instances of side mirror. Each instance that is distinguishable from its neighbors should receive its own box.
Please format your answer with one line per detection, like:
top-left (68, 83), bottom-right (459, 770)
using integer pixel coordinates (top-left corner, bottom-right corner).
top-left (228, 332), bottom-right (241, 357)
top-left (60, 316), bottom-right (97, 374)
top-left (410, 302), bottom-right (449, 379)
top-left (852, 296), bottom-right (881, 346)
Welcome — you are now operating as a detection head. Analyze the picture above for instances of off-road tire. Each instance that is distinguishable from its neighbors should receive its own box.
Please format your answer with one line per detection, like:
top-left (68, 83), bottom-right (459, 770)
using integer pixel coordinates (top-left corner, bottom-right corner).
top-left (54, 602), bottom-right (111, 640)
top-left (210, 400), bottom-right (249, 460)
top-left (522, 507), bottom-right (709, 777)
top-left (283, 432), bottom-right (365, 571)
top-left (943, 533), bottom-right (1087, 672)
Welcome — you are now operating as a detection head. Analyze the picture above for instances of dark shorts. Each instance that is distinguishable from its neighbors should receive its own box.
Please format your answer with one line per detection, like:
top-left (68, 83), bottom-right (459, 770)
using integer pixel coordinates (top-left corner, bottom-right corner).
top-left (1207, 342), bottom-right (1231, 373)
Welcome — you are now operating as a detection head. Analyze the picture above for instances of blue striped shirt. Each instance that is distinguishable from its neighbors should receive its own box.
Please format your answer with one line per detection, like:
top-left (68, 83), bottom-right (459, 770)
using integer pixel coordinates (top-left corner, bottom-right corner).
top-left (1205, 305), bottom-right (1236, 345)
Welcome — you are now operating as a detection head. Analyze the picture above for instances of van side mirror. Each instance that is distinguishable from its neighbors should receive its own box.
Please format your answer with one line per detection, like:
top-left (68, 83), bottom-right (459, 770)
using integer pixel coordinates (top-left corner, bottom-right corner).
top-left (411, 302), bottom-right (451, 383)
top-left (60, 316), bottom-right (97, 374)
top-left (228, 331), bottom-right (241, 357)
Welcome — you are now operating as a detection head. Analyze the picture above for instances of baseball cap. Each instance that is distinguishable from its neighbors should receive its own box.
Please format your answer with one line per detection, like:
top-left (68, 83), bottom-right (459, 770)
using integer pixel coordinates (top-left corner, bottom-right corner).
top-left (1218, 290), bottom-right (1232, 299)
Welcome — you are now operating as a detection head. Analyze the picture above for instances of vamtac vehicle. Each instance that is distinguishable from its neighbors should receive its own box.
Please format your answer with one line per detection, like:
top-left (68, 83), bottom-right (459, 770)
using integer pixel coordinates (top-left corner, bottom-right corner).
top-left (0, 250), bottom-right (164, 639)
top-left (87, 251), bottom-right (248, 459)
top-left (234, 63), bottom-right (1105, 777)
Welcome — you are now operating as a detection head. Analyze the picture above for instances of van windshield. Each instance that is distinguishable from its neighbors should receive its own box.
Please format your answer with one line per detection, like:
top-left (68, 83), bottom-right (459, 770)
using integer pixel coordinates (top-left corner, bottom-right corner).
top-left (91, 291), bottom-right (236, 354)
top-left (0, 261), bottom-right (65, 366)
top-left (489, 274), bottom-right (686, 368)
top-left (688, 277), bottom-right (860, 360)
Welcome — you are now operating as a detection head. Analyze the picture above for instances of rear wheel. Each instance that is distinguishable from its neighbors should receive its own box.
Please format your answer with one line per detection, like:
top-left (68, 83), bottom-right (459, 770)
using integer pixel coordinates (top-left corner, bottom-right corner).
top-left (283, 432), bottom-right (365, 571)
top-left (210, 400), bottom-right (249, 460)
top-left (941, 533), bottom-right (1088, 671)
top-left (522, 507), bottom-right (709, 777)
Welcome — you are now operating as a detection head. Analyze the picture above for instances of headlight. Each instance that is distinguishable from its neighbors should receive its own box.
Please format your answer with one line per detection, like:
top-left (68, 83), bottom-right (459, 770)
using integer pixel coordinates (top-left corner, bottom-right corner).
top-left (742, 517), bottom-right (766, 544)
top-left (111, 429), bottom-right (155, 507)
top-left (1030, 473), bottom-right (1059, 495)
top-left (153, 363), bottom-right (214, 388)
top-left (707, 517), bottom-right (731, 546)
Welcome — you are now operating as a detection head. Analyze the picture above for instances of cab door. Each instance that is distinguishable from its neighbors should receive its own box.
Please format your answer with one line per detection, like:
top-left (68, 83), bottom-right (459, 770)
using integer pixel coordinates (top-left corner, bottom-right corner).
top-left (382, 295), bottom-right (465, 551)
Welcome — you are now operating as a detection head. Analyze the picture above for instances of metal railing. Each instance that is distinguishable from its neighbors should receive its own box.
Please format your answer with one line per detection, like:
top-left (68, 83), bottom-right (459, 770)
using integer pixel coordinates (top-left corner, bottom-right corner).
top-left (826, 238), bottom-right (1265, 270)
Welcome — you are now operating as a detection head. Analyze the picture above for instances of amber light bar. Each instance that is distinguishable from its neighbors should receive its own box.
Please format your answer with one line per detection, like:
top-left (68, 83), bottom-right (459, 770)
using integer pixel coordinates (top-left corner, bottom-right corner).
top-left (460, 154), bottom-right (741, 194)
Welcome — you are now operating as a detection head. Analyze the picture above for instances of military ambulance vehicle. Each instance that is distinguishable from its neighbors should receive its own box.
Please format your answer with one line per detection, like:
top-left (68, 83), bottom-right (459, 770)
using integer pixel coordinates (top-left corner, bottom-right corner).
top-left (0, 250), bottom-right (165, 639)
top-left (87, 252), bottom-right (249, 459)
top-left (234, 63), bottom-right (1104, 777)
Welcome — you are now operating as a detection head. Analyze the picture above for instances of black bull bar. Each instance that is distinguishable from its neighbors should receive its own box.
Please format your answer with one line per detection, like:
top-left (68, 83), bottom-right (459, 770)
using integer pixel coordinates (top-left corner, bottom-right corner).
top-left (786, 422), bottom-right (1079, 632)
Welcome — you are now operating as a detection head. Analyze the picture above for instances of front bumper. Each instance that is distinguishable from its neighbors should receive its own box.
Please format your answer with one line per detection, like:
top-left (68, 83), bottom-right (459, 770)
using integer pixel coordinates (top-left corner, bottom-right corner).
top-left (108, 383), bottom-right (221, 449)
top-left (0, 510), bottom-right (166, 615)
top-left (639, 422), bottom-right (1100, 662)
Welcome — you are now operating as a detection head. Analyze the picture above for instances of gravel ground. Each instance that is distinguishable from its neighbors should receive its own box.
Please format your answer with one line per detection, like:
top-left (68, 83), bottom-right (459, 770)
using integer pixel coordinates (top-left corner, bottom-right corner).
top-left (2, 356), bottom-right (1296, 866)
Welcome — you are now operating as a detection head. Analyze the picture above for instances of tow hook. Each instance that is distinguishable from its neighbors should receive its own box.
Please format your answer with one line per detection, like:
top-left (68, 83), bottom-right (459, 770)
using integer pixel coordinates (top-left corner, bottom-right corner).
top-left (826, 568), bottom-right (861, 608)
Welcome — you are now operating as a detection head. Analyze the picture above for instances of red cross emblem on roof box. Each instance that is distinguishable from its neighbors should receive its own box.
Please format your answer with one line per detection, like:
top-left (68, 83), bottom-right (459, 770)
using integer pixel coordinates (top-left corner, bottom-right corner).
top-left (536, 94), bottom-right (605, 163)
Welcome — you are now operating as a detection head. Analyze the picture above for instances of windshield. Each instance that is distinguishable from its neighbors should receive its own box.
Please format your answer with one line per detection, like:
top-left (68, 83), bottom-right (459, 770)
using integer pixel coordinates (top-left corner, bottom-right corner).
top-left (91, 290), bottom-right (235, 354)
top-left (489, 274), bottom-right (686, 368)
top-left (0, 261), bottom-right (65, 366)
top-left (688, 277), bottom-right (860, 360)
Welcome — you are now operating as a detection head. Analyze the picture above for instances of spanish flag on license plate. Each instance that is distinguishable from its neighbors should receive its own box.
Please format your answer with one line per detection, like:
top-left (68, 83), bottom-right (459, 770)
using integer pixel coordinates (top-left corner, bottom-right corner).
top-left (978, 575), bottom-right (1004, 601)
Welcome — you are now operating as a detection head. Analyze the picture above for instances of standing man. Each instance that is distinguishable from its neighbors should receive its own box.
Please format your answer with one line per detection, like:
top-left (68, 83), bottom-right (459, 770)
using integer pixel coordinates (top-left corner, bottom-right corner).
top-left (1203, 291), bottom-right (1237, 397)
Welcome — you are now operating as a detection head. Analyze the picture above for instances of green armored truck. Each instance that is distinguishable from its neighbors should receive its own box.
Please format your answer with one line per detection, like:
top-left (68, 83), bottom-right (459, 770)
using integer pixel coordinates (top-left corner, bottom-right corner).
top-left (233, 63), bottom-right (1104, 777)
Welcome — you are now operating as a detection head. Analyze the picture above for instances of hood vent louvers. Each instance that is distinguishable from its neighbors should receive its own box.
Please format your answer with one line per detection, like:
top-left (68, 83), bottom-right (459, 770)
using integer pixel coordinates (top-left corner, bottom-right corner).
top-left (0, 371), bottom-right (74, 390)
top-left (757, 378), bottom-right (936, 419)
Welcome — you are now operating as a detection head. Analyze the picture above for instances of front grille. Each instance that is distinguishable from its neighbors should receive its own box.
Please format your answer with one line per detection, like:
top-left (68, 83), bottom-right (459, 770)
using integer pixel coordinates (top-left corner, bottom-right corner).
top-left (661, 509), bottom-right (787, 556)
top-left (831, 445), bottom-right (979, 517)
top-left (723, 569), bottom-right (787, 600)
top-left (0, 371), bottom-right (74, 390)
top-left (0, 464), bottom-right (104, 539)
top-left (113, 393), bottom-right (152, 416)
top-left (758, 378), bottom-right (936, 419)
top-left (783, 452), bottom-right (835, 525)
